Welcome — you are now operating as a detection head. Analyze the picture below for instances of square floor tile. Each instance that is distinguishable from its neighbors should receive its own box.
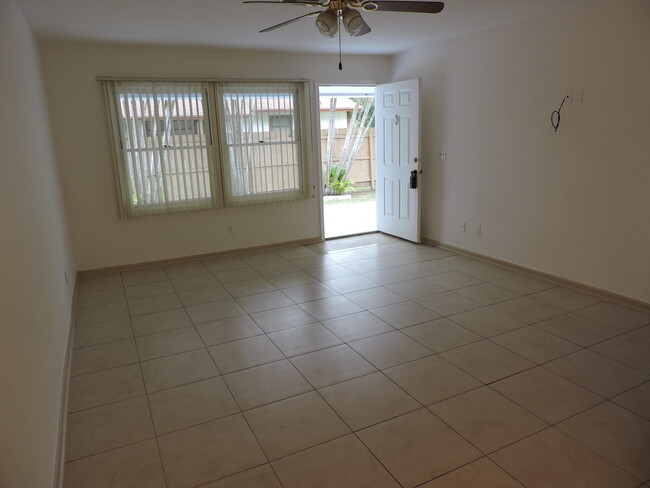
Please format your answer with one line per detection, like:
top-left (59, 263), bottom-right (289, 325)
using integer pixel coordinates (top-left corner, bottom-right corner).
top-left (170, 273), bottom-right (220, 292)
top-left (491, 297), bottom-right (564, 324)
top-left (157, 414), bottom-right (266, 488)
top-left (140, 349), bottom-right (218, 393)
top-left (71, 338), bottom-right (139, 376)
top-left (318, 372), bottom-right (420, 430)
top-left (63, 439), bottom-right (166, 488)
top-left (440, 340), bottom-right (534, 384)
top-left (177, 285), bottom-right (231, 307)
top-left (290, 344), bottom-right (377, 388)
top-left (492, 367), bottom-right (602, 424)
top-left (455, 284), bottom-right (519, 306)
top-left (424, 271), bottom-right (482, 290)
top-left (122, 267), bottom-right (167, 286)
top-left (449, 307), bottom-right (526, 337)
top-left (557, 402), bottom-right (650, 481)
top-left (73, 318), bottom-right (133, 348)
top-left (490, 428), bottom-right (638, 488)
top-left (281, 282), bottom-right (339, 303)
top-left (131, 309), bottom-right (192, 336)
top-left (164, 261), bottom-right (210, 280)
top-left (128, 293), bottom-right (182, 317)
top-left (77, 287), bottom-right (126, 309)
top-left (344, 258), bottom-right (392, 273)
top-left (345, 287), bottom-right (407, 309)
top-left (203, 256), bottom-right (248, 274)
top-left (358, 409), bottom-right (481, 487)
top-left (195, 315), bottom-right (263, 346)
top-left (243, 252), bottom-right (286, 266)
top-left (267, 270), bottom-right (317, 288)
top-left (535, 313), bottom-right (619, 347)
top-left (208, 335), bottom-right (284, 374)
top-left (186, 298), bottom-right (245, 324)
top-left (305, 264), bottom-right (357, 281)
top-left (490, 326), bottom-right (580, 364)
top-left (245, 391), bottom-right (350, 460)
top-left (268, 323), bottom-right (342, 357)
top-left (252, 261), bottom-right (300, 278)
top-left (403, 318), bottom-right (482, 352)
top-left (527, 287), bottom-right (601, 311)
top-left (250, 305), bottom-right (317, 333)
top-left (350, 331), bottom-right (432, 369)
top-left (386, 279), bottom-right (446, 299)
top-left (415, 291), bottom-right (482, 317)
top-left (397, 261), bottom-right (450, 278)
top-left (66, 396), bottom-right (154, 461)
top-left (430, 387), bottom-right (547, 453)
top-left (299, 295), bottom-right (364, 321)
top-left (78, 273), bottom-right (123, 293)
top-left (236, 290), bottom-right (294, 314)
top-left (125, 281), bottom-right (175, 301)
top-left (201, 465), bottom-right (282, 488)
top-left (545, 349), bottom-right (649, 398)
top-left (575, 302), bottom-right (650, 332)
top-left (213, 267), bottom-right (262, 284)
top-left (68, 364), bottom-right (145, 412)
top-left (148, 377), bottom-right (239, 435)
top-left (362, 268), bottom-right (416, 285)
top-left (324, 275), bottom-right (379, 294)
top-left (224, 360), bottom-right (312, 410)
top-left (370, 301), bottom-right (441, 329)
top-left (385, 355), bottom-right (482, 405)
top-left (420, 457), bottom-right (524, 488)
top-left (136, 327), bottom-right (204, 361)
top-left (224, 277), bottom-right (276, 298)
top-left (488, 274), bottom-right (554, 295)
top-left (76, 301), bottom-right (130, 326)
top-left (322, 311), bottom-right (394, 342)
top-left (272, 434), bottom-right (399, 488)
top-left (612, 382), bottom-right (650, 420)
top-left (590, 329), bottom-right (650, 373)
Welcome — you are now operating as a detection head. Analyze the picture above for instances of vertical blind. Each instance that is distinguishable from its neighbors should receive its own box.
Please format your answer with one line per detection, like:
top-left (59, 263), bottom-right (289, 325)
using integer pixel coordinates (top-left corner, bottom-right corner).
top-left (217, 82), bottom-right (306, 206)
top-left (109, 81), bottom-right (215, 217)
top-left (105, 79), bottom-right (309, 217)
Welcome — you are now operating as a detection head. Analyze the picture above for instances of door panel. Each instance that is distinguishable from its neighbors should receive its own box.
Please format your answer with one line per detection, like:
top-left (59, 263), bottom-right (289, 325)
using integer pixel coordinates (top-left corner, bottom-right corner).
top-left (376, 79), bottom-right (421, 243)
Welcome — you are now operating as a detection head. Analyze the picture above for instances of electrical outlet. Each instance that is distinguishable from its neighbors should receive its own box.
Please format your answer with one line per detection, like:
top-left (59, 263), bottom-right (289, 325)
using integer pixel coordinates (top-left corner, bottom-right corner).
top-left (461, 222), bottom-right (466, 232)
top-left (475, 225), bottom-right (481, 237)
top-left (227, 225), bottom-right (234, 234)
top-left (440, 147), bottom-right (446, 161)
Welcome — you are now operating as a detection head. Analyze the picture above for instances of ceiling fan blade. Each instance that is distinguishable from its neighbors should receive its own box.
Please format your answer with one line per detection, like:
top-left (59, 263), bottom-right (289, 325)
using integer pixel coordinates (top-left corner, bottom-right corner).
top-left (351, 19), bottom-right (371, 37)
top-left (370, 1), bottom-right (444, 13)
top-left (243, 1), bottom-right (325, 5)
top-left (259, 11), bottom-right (320, 33)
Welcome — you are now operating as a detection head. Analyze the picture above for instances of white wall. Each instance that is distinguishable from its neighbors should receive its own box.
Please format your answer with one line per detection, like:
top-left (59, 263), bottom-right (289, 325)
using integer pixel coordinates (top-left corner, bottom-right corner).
top-left (0, 0), bottom-right (76, 486)
top-left (39, 42), bottom-right (391, 270)
top-left (392, 0), bottom-right (650, 304)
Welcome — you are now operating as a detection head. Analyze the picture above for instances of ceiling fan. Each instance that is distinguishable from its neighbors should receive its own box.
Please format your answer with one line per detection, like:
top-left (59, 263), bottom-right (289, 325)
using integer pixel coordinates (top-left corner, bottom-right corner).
top-left (243, 0), bottom-right (445, 69)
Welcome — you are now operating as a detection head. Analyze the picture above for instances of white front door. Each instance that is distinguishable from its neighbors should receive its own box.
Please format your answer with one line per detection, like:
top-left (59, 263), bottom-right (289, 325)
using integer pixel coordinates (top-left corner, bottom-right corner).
top-left (375, 79), bottom-right (421, 243)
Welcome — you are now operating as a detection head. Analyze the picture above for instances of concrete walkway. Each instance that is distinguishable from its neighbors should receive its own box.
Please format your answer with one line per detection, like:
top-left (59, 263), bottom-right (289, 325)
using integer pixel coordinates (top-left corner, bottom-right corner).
top-left (324, 200), bottom-right (377, 238)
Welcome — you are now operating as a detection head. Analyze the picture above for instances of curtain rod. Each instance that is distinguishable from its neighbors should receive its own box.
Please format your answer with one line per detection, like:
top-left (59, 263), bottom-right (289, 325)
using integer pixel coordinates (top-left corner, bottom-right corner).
top-left (96, 76), bottom-right (311, 83)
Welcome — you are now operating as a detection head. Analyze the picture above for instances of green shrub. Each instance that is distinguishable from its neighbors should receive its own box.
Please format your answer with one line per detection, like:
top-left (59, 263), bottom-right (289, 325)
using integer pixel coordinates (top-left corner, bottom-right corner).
top-left (325, 165), bottom-right (355, 195)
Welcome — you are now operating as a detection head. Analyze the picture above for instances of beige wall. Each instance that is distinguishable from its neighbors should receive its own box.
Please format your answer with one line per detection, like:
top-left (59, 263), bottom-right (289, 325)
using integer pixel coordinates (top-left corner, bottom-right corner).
top-left (40, 42), bottom-right (391, 270)
top-left (392, 0), bottom-right (650, 303)
top-left (0, 0), bottom-right (76, 486)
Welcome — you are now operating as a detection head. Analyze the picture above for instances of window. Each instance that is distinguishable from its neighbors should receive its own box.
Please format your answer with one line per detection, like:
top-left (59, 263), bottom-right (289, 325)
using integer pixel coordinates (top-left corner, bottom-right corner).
top-left (103, 79), bottom-right (310, 217)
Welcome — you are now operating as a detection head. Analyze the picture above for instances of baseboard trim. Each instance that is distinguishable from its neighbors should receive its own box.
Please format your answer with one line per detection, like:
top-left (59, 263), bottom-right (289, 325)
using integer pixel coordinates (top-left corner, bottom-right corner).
top-left (54, 273), bottom-right (78, 488)
top-left (423, 238), bottom-right (650, 311)
top-left (77, 237), bottom-right (323, 279)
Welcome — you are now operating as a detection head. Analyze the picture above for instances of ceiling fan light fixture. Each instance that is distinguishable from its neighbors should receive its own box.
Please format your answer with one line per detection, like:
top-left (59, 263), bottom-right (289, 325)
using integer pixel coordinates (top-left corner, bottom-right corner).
top-left (361, 1), bottom-right (378, 12)
top-left (342, 8), bottom-right (363, 35)
top-left (316, 9), bottom-right (338, 37)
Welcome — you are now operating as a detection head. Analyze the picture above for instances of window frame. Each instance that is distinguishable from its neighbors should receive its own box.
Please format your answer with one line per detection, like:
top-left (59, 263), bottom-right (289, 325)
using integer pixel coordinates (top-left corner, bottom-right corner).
top-left (102, 78), bottom-right (312, 218)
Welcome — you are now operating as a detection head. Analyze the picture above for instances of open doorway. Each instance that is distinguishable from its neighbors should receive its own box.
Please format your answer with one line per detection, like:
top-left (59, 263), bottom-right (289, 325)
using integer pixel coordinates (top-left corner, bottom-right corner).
top-left (319, 85), bottom-right (376, 238)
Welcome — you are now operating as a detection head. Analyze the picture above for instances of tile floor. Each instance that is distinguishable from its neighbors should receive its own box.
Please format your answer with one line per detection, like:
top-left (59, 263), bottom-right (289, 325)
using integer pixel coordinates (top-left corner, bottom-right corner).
top-left (64, 233), bottom-right (650, 488)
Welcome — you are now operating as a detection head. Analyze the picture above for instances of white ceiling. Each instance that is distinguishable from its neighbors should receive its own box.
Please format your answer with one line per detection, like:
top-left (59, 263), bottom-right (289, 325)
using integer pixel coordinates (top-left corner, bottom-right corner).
top-left (17, 0), bottom-right (597, 55)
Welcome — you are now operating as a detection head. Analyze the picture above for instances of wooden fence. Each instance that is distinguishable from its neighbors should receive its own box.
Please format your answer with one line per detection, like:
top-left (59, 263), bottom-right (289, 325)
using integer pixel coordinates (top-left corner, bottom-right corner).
top-left (321, 128), bottom-right (375, 189)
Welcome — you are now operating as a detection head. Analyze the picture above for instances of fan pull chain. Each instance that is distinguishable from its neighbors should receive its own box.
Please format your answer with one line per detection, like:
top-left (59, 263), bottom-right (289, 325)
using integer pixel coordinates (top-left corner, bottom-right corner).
top-left (338, 12), bottom-right (343, 70)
